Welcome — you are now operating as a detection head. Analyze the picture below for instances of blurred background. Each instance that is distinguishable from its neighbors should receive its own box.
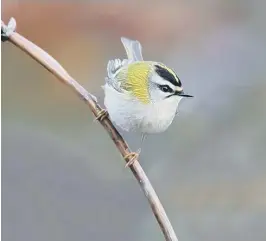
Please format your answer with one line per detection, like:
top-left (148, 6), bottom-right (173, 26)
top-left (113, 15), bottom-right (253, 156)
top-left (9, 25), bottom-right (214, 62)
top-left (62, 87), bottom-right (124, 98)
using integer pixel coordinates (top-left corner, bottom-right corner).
top-left (2, 1), bottom-right (266, 241)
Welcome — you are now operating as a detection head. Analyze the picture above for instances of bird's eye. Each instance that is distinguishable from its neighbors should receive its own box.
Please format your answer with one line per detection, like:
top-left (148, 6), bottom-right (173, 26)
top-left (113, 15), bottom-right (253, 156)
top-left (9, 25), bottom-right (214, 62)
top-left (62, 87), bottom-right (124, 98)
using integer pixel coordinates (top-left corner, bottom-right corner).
top-left (159, 85), bottom-right (173, 93)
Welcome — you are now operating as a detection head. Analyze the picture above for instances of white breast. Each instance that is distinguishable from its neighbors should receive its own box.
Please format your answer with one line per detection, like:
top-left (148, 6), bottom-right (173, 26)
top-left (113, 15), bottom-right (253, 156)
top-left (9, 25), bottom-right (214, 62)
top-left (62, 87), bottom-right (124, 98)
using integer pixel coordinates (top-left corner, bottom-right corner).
top-left (103, 84), bottom-right (181, 134)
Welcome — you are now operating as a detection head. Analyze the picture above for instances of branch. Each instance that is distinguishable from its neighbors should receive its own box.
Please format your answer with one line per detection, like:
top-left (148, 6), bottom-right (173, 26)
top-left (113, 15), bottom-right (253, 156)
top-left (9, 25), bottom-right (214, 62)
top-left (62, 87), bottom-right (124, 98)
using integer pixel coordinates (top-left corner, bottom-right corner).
top-left (2, 18), bottom-right (178, 241)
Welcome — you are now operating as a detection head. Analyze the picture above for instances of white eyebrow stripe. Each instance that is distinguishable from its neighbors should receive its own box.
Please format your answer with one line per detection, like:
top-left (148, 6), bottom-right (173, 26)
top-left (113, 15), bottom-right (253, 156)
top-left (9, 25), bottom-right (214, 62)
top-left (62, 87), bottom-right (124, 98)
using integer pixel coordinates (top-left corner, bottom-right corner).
top-left (152, 74), bottom-right (176, 90)
top-left (175, 86), bottom-right (183, 92)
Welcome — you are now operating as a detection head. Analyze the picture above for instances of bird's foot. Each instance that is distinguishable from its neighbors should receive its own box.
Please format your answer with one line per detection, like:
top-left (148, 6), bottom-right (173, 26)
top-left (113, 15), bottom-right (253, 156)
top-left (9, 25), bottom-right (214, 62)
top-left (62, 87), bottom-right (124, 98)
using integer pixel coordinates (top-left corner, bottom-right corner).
top-left (94, 109), bottom-right (108, 122)
top-left (124, 149), bottom-right (141, 168)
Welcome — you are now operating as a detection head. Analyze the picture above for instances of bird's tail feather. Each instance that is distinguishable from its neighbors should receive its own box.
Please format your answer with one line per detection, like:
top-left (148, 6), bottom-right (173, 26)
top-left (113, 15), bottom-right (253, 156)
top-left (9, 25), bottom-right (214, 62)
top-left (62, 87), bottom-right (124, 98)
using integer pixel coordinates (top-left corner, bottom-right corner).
top-left (121, 37), bottom-right (143, 61)
top-left (106, 37), bottom-right (143, 79)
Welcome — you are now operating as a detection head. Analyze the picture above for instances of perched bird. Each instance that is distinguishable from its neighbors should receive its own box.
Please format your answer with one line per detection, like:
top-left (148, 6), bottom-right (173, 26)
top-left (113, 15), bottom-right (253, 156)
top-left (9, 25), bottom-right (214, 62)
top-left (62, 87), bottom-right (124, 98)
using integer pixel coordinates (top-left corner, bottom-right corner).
top-left (98, 37), bottom-right (193, 166)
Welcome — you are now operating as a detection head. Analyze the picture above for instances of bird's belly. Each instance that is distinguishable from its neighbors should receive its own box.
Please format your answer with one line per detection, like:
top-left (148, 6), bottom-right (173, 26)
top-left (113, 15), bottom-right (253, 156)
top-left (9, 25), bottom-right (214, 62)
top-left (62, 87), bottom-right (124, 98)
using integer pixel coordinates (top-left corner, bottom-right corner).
top-left (104, 85), bottom-right (178, 133)
top-left (104, 85), bottom-right (141, 131)
top-left (139, 106), bottom-right (176, 134)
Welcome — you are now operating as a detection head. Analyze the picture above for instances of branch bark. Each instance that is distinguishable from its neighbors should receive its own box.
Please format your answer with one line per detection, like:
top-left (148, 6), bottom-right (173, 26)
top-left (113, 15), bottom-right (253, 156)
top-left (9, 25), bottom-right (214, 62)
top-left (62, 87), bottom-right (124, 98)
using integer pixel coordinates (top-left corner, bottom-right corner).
top-left (2, 18), bottom-right (178, 241)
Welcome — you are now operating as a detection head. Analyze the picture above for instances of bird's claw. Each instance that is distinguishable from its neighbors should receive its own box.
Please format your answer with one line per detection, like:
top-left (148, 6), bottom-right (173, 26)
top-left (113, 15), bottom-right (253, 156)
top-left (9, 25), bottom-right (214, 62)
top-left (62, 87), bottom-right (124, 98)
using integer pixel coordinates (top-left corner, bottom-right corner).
top-left (1, 17), bottom-right (16, 42)
top-left (94, 109), bottom-right (108, 122)
top-left (124, 149), bottom-right (141, 168)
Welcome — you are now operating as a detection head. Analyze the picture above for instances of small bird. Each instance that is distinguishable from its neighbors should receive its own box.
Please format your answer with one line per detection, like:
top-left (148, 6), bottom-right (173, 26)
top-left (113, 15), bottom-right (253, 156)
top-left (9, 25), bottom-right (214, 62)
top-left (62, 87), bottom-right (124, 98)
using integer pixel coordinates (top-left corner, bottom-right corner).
top-left (99, 37), bottom-right (193, 166)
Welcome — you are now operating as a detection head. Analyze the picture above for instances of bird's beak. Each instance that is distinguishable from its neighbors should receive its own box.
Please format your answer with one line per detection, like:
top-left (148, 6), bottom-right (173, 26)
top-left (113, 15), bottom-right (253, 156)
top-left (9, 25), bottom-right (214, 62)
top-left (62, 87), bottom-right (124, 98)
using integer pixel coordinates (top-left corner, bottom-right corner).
top-left (175, 90), bottom-right (193, 98)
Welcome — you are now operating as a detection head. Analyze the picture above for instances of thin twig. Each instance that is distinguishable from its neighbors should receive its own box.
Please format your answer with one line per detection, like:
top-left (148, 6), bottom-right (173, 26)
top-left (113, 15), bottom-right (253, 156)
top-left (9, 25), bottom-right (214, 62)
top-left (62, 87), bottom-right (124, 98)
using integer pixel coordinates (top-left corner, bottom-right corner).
top-left (2, 18), bottom-right (178, 241)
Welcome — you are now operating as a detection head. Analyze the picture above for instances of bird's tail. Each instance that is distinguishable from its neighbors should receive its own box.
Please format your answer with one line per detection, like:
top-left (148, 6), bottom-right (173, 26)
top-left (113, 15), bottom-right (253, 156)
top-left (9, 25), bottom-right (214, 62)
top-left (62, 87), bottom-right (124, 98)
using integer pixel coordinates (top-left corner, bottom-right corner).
top-left (121, 37), bottom-right (144, 62)
top-left (106, 37), bottom-right (143, 79)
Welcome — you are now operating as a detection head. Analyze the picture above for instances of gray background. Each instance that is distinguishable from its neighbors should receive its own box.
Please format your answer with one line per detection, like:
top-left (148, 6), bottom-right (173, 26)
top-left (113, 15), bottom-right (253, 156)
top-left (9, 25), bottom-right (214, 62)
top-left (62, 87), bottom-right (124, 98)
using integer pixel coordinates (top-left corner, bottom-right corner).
top-left (2, 0), bottom-right (266, 240)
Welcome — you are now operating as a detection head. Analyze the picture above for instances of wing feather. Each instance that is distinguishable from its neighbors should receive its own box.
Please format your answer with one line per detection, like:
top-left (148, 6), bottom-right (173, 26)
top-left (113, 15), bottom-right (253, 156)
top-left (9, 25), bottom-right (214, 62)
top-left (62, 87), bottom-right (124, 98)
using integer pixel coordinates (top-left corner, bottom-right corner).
top-left (105, 37), bottom-right (149, 104)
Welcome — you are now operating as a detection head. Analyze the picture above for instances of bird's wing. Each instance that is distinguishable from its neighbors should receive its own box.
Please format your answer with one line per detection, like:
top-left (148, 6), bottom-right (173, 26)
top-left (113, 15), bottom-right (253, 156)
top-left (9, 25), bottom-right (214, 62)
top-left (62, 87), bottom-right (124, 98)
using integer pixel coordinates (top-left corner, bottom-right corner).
top-left (105, 37), bottom-right (148, 103)
top-left (106, 62), bottom-right (151, 104)
top-left (106, 58), bottom-right (127, 80)
top-left (105, 61), bottom-right (127, 93)
top-left (121, 37), bottom-right (144, 62)
top-left (106, 37), bottom-right (143, 79)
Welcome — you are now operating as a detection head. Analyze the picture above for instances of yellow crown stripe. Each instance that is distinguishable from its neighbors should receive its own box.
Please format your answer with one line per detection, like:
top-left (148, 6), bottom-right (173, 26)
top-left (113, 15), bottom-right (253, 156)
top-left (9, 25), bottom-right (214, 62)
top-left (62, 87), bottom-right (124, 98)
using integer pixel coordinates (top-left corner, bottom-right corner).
top-left (157, 63), bottom-right (179, 82)
top-left (156, 63), bottom-right (183, 92)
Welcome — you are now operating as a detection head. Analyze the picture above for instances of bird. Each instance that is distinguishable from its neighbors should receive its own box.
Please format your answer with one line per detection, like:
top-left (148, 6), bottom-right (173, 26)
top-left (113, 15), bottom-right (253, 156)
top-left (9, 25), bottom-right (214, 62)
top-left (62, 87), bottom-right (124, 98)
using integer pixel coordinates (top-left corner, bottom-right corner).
top-left (97, 37), bottom-right (193, 167)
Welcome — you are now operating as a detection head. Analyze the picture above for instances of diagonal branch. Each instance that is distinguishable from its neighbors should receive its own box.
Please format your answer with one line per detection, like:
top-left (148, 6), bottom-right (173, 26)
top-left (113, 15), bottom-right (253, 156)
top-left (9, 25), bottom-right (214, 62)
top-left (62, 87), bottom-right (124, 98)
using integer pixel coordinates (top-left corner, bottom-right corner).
top-left (2, 18), bottom-right (178, 241)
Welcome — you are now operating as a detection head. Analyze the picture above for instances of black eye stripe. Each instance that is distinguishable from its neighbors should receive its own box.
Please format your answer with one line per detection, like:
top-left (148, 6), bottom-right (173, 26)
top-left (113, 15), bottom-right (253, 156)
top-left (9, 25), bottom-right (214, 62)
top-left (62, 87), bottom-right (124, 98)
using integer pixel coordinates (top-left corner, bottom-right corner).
top-left (158, 85), bottom-right (174, 93)
top-left (155, 65), bottom-right (181, 87)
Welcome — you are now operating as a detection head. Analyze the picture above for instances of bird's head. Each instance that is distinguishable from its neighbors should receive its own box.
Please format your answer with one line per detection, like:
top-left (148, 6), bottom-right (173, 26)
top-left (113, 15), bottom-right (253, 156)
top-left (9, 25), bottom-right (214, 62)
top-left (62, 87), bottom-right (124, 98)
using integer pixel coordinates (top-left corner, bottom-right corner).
top-left (148, 63), bottom-right (193, 103)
